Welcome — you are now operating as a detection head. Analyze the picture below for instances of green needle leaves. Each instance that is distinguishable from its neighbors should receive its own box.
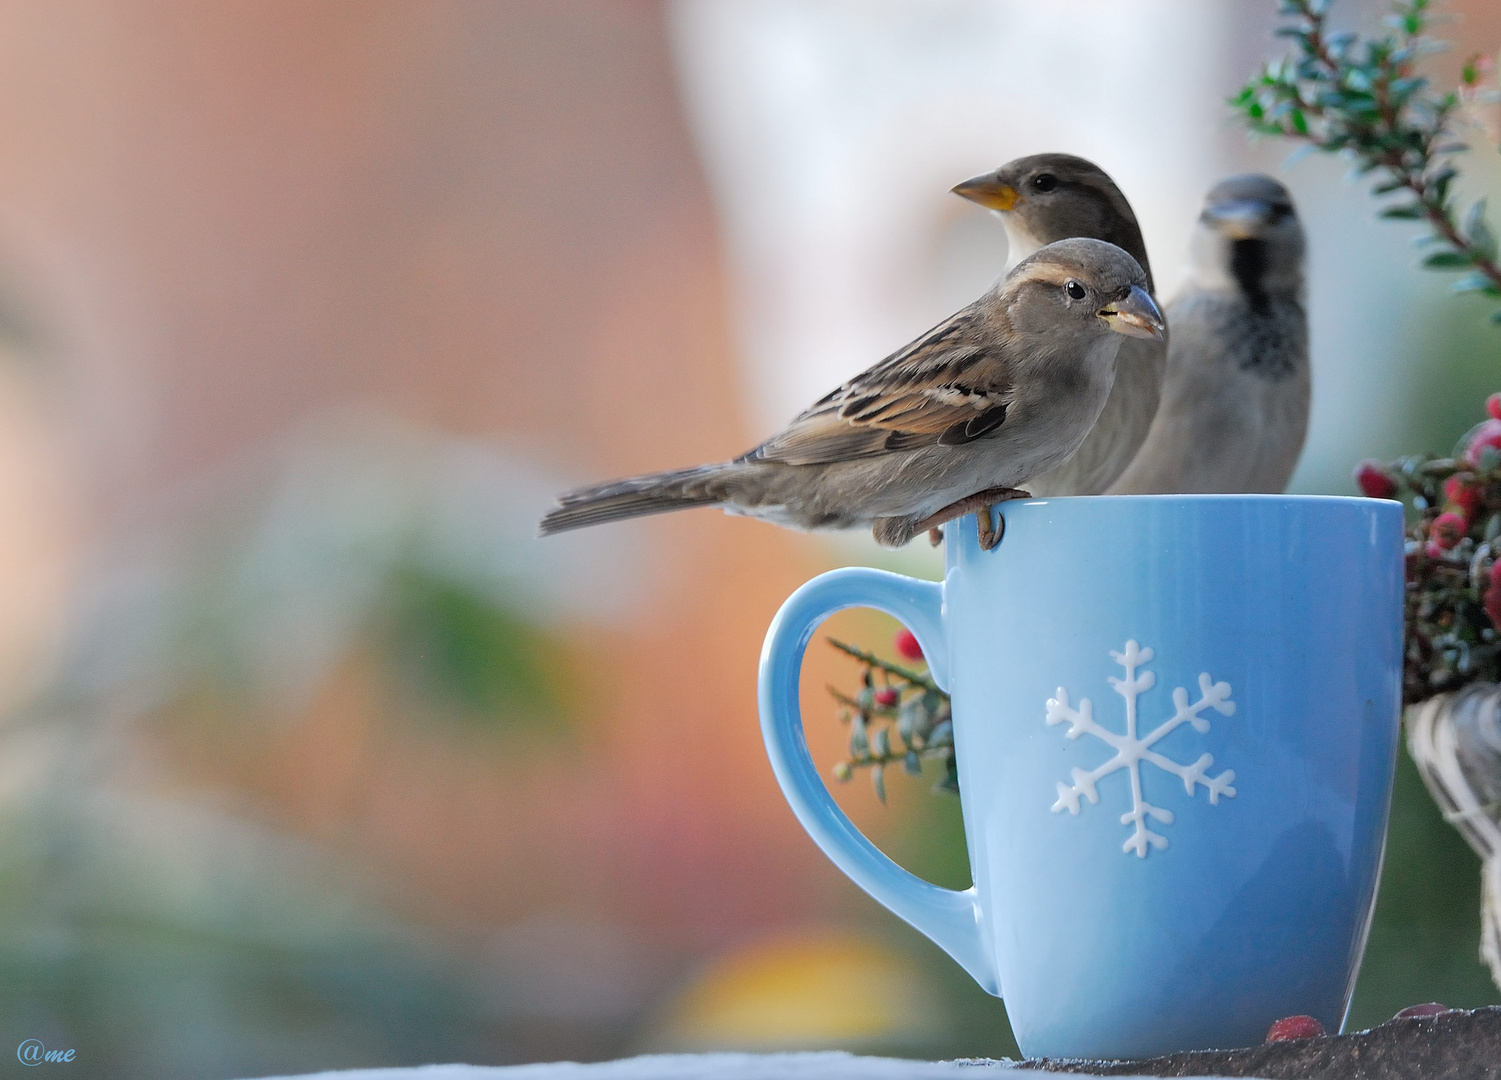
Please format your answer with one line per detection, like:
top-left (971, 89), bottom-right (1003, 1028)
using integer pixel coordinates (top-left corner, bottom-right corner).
top-left (1232, 0), bottom-right (1501, 324)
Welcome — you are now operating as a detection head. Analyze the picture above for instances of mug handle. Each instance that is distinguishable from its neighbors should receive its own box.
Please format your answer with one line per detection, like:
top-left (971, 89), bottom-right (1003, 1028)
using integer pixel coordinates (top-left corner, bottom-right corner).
top-left (757, 566), bottom-right (998, 995)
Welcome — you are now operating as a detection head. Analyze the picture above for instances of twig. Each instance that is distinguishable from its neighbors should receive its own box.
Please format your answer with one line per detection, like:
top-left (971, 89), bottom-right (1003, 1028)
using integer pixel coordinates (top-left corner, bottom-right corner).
top-left (825, 638), bottom-right (938, 691)
top-left (1233, 0), bottom-right (1501, 322)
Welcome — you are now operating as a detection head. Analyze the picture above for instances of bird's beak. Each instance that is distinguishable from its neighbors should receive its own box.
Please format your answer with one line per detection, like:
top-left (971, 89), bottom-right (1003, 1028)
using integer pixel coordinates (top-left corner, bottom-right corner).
top-left (1098, 285), bottom-right (1165, 341)
top-left (1202, 198), bottom-right (1273, 241)
top-left (951, 173), bottom-right (1019, 212)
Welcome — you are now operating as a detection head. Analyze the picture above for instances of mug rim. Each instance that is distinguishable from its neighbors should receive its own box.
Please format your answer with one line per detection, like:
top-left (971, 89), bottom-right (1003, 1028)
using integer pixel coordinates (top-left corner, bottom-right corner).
top-left (1005, 493), bottom-right (1394, 507)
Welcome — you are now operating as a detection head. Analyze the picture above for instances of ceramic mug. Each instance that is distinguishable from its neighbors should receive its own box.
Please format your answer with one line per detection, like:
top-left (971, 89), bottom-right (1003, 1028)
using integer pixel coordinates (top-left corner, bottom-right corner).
top-left (758, 495), bottom-right (1404, 1059)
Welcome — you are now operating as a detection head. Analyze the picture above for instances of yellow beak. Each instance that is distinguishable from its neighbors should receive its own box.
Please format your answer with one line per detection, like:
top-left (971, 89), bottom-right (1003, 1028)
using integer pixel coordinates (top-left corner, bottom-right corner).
top-left (951, 173), bottom-right (1019, 212)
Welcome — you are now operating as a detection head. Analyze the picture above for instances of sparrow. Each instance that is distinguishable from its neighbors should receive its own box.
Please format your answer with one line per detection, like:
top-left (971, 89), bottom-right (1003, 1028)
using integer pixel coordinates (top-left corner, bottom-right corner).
top-left (540, 238), bottom-right (1163, 550)
top-left (1108, 174), bottom-right (1309, 495)
top-left (951, 153), bottom-right (1166, 496)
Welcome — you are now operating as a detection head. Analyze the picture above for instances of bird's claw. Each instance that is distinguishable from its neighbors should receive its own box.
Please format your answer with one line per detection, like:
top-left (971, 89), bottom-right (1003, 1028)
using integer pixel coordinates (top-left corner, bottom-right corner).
top-left (976, 508), bottom-right (1003, 551)
top-left (909, 486), bottom-right (1029, 551)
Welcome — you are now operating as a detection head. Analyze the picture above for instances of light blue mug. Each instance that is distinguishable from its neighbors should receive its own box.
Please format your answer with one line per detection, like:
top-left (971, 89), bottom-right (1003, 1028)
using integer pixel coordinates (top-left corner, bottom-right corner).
top-left (758, 495), bottom-right (1404, 1060)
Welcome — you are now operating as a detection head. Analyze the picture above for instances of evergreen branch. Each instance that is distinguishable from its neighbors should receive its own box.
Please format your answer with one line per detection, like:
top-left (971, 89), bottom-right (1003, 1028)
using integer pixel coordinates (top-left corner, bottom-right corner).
top-left (825, 637), bottom-right (938, 691)
top-left (1232, 0), bottom-right (1501, 322)
top-left (825, 634), bottom-right (956, 800)
top-left (826, 685), bottom-right (863, 712)
top-left (836, 743), bottom-right (954, 776)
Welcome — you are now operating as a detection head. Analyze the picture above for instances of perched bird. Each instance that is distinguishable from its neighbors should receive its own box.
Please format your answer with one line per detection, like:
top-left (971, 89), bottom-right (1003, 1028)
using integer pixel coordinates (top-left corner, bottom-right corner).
top-left (951, 153), bottom-right (1166, 496)
top-left (1108, 174), bottom-right (1309, 494)
top-left (540, 238), bottom-right (1163, 551)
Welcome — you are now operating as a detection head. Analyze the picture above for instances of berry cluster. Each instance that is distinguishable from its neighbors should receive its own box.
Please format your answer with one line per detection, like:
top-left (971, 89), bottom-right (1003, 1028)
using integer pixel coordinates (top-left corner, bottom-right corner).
top-left (825, 631), bottom-right (957, 802)
top-left (1356, 393), bottom-right (1501, 703)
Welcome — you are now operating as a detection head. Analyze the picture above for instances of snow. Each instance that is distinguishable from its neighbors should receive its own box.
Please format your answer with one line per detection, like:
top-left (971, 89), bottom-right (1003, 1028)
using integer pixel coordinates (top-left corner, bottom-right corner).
top-left (239, 1051), bottom-right (1247, 1079)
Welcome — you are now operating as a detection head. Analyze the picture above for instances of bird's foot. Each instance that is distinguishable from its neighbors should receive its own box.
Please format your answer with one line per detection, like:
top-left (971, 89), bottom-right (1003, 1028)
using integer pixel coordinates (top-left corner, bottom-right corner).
top-left (911, 487), bottom-right (1031, 552)
top-left (928, 528), bottom-right (944, 547)
top-left (977, 509), bottom-right (1003, 551)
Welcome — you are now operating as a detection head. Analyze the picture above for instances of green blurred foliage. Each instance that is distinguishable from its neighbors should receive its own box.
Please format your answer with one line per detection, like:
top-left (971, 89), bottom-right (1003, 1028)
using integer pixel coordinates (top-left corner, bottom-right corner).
top-left (0, 432), bottom-right (608, 1077)
top-left (382, 563), bottom-right (580, 735)
top-left (0, 794), bottom-right (504, 1080)
top-left (1394, 287), bottom-right (1501, 465)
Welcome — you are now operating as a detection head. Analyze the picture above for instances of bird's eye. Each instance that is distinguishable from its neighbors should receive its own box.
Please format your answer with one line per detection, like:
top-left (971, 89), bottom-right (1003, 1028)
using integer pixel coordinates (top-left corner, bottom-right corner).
top-left (1065, 280), bottom-right (1086, 300)
top-left (1032, 173), bottom-right (1058, 193)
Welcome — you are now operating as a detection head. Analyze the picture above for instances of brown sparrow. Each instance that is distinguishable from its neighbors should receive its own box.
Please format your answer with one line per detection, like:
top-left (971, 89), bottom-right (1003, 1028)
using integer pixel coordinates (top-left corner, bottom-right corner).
top-left (952, 153), bottom-right (1166, 496)
top-left (540, 238), bottom-right (1163, 550)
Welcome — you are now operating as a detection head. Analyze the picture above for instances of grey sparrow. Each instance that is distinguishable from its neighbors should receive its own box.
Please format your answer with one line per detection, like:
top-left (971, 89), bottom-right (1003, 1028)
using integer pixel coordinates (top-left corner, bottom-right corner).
top-left (540, 238), bottom-right (1163, 550)
top-left (1109, 175), bottom-right (1308, 495)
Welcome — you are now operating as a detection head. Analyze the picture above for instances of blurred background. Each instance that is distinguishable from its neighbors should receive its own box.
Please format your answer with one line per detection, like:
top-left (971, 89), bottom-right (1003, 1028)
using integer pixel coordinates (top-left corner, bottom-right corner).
top-left (0, 1), bottom-right (1494, 1076)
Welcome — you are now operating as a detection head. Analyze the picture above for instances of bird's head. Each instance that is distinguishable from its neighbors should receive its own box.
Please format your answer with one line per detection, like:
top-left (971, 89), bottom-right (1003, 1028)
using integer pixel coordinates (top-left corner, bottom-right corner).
top-left (1189, 174), bottom-right (1305, 306)
top-left (951, 153), bottom-right (1153, 291)
top-left (1001, 237), bottom-right (1164, 347)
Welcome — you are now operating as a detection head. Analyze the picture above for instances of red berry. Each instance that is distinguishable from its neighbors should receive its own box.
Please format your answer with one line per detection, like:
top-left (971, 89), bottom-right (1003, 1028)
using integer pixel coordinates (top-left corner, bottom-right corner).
top-left (1354, 460), bottom-right (1398, 500)
top-left (1466, 419), bottom-right (1501, 466)
top-left (1266, 1015), bottom-right (1325, 1042)
top-left (1443, 476), bottom-right (1480, 521)
top-left (1431, 511), bottom-right (1467, 549)
top-left (1394, 1003), bottom-right (1450, 1019)
top-left (873, 687), bottom-right (898, 708)
top-left (1485, 570), bottom-right (1501, 628)
top-left (1488, 393), bottom-right (1501, 421)
top-left (893, 629), bottom-right (924, 662)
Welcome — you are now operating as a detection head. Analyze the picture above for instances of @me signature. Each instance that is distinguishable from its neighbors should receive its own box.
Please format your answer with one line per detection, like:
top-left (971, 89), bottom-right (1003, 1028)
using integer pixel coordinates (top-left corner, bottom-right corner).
top-left (17, 1040), bottom-right (75, 1065)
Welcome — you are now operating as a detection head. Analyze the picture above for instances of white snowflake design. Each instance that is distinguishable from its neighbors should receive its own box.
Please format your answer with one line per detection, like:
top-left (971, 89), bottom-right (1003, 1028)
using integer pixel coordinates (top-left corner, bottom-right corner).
top-left (1046, 640), bottom-right (1237, 858)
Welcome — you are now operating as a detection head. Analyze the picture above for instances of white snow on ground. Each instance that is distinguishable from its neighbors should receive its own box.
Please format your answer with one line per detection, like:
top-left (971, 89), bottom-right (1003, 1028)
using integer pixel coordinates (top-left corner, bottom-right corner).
top-left (241, 1050), bottom-right (1256, 1080)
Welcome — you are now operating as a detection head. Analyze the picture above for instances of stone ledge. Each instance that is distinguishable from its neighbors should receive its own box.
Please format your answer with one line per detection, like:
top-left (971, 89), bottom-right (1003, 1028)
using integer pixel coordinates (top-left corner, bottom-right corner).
top-left (1017, 1005), bottom-right (1501, 1079)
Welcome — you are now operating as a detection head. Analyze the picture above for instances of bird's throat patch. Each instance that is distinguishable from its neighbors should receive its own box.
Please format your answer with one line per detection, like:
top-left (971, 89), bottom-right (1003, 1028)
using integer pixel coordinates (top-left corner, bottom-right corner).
top-left (1229, 238), bottom-right (1271, 315)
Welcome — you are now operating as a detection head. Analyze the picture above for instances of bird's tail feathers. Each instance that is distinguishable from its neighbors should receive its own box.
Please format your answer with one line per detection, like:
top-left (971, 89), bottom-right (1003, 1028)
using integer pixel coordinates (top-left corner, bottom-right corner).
top-left (538, 465), bottom-right (732, 535)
